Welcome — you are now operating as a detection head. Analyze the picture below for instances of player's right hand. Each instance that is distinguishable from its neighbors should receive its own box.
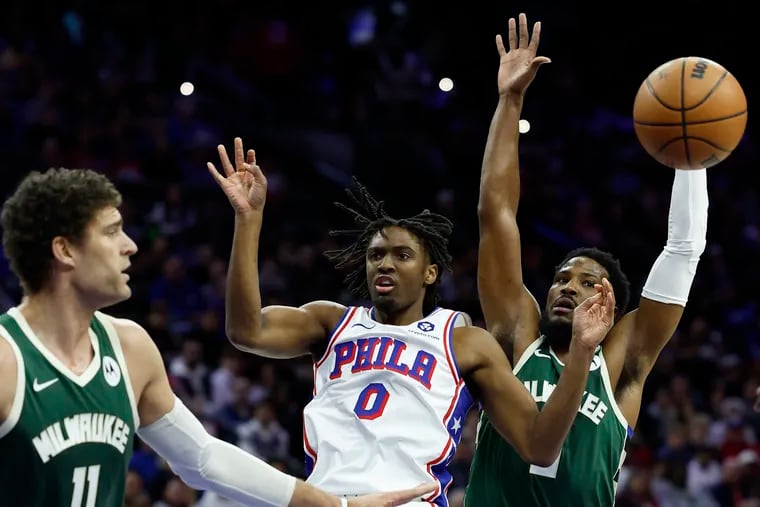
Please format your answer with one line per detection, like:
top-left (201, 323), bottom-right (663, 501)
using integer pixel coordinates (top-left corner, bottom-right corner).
top-left (571, 277), bottom-right (616, 351)
top-left (207, 136), bottom-right (267, 215)
top-left (347, 482), bottom-right (438, 506)
top-left (496, 12), bottom-right (551, 98)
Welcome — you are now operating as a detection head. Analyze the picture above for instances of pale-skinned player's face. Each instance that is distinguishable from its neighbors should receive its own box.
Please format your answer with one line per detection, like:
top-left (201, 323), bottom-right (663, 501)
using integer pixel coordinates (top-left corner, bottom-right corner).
top-left (365, 226), bottom-right (437, 314)
top-left (67, 206), bottom-right (138, 309)
top-left (544, 257), bottom-right (609, 325)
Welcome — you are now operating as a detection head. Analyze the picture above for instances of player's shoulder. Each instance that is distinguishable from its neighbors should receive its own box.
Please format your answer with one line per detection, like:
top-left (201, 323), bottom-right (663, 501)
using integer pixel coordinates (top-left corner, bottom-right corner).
top-left (0, 322), bottom-right (20, 422)
top-left (94, 312), bottom-right (154, 353)
top-left (299, 299), bottom-right (349, 325)
top-left (0, 329), bottom-right (17, 376)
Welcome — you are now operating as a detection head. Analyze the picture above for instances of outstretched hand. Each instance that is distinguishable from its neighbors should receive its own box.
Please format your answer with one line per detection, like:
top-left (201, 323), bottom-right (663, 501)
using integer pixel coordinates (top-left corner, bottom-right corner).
top-left (496, 12), bottom-right (551, 97)
top-left (348, 482), bottom-right (438, 507)
top-left (207, 137), bottom-right (267, 215)
top-left (571, 278), bottom-right (616, 350)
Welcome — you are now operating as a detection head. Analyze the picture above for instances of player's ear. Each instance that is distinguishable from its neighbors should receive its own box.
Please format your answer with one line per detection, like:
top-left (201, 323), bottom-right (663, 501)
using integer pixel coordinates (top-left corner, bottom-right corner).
top-left (51, 236), bottom-right (76, 268)
top-left (423, 264), bottom-right (438, 287)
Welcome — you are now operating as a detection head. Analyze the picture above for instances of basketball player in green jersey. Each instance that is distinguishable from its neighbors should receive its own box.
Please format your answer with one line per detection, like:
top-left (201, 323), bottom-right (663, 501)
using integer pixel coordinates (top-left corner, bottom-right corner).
top-left (464, 13), bottom-right (709, 506)
top-left (0, 168), bottom-right (437, 507)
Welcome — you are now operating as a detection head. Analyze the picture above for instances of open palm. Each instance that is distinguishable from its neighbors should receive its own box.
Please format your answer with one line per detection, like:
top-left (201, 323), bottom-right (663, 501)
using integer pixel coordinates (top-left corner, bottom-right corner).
top-left (496, 13), bottom-right (551, 97)
top-left (207, 137), bottom-right (267, 214)
top-left (572, 278), bottom-right (616, 349)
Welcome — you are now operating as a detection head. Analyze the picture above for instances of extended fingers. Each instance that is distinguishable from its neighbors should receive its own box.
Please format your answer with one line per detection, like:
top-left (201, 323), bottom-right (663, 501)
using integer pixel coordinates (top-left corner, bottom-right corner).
top-left (216, 143), bottom-right (235, 177)
top-left (234, 137), bottom-right (245, 171)
top-left (518, 13), bottom-right (529, 48)
top-left (496, 34), bottom-right (506, 57)
top-left (206, 161), bottom-right (226, 185)
top-left (387, 482), bottom-right (438, 505)
top-left (603, 278), bottom-right (616, 306)
top-left (528, 20), bottom-right (541, 50)
top-left (507, 16), bottom-right (517, 50)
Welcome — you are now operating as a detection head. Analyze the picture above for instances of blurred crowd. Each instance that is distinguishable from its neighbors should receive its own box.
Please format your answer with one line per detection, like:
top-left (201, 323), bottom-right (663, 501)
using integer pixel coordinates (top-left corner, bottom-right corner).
top-left (1, 2), bottom-right (759, 506)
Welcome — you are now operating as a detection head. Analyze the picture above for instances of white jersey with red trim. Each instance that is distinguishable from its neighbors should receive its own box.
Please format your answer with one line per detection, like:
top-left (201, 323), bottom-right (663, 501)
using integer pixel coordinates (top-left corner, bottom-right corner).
top-left (303, 306), bottom-right (474, 506)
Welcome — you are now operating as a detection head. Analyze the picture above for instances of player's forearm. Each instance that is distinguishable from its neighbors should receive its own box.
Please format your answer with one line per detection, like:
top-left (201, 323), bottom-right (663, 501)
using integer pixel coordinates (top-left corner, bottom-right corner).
top-left (289, 482), bottom-right (341, 507)
top-left (478, 93), bottom-right (523, 217)
top-left (528, 344), bottom-right (594, 464)
top-left (642, 169), bottom-right (708, 306)
top-left (138, 397), bottom-right (298, 506)
top-left (226, 211), bottom-right (265, 348)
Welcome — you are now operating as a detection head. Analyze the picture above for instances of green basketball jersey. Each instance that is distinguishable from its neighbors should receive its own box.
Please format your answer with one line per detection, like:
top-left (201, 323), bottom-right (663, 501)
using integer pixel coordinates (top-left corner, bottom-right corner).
top-left (465, 336), bottom-right (629, 507)
top-left (0, 307), bottom-right (138, 507)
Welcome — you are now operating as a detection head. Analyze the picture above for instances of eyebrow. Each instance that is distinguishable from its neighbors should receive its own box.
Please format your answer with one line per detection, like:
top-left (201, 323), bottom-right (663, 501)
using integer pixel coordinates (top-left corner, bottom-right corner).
top-left (367, 245), bottom-right (416, 253)
top-left (557, 269), bottom-right (602, 278)
top-left (103, 218), bottom-right (123, 230)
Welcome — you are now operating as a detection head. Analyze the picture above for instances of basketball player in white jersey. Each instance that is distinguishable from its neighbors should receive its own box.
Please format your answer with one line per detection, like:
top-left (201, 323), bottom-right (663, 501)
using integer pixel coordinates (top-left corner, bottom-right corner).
top-left (209, 138), bottom-right (618, 505)
top-left (0, 167), bottom-right (438, 507)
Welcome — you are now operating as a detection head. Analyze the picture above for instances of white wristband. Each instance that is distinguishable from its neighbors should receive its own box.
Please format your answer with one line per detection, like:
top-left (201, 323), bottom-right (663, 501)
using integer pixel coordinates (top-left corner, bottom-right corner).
top-left (340, 498), bottom-right (348, 507)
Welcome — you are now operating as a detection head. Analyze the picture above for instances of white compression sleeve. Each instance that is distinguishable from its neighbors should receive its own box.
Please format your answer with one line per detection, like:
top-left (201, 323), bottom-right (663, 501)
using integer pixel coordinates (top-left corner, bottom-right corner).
top-left (641, 168), bottom-right (708, 306)
top-left (137, 397), bottom-right (296, 506)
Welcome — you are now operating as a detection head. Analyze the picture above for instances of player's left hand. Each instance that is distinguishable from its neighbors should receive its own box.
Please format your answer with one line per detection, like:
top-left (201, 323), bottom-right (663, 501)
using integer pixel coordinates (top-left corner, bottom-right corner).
top-left (571, 278), bottom-right (616, 350)
top-left (207, 137), bottom-right (267, 215)
top-left (755, 386), bottom-right (760, 412)
top-left (347, 482), bottom-right (438, 506)
top-left (496, 12), bottom-right (551, 98)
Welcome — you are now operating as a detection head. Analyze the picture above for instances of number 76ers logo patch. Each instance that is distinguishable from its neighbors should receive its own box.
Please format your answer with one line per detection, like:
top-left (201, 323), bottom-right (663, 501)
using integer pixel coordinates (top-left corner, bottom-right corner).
top-left (102, 356), bottom-right (122, 387)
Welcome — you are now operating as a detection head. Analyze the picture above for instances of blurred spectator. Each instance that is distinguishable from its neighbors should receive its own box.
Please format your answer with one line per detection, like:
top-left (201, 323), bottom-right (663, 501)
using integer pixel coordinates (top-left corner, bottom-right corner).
top-left (237, 398), bottom-right (291, 464)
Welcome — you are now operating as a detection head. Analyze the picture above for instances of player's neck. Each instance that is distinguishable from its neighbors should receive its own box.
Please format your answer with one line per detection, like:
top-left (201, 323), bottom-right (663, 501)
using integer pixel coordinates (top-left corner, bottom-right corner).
top-left (551, 341), bottom-right (571, 361)
top-left (372, 303), bottom-right (424, 326)
top-left (17, 290), bottom-right (96, 364)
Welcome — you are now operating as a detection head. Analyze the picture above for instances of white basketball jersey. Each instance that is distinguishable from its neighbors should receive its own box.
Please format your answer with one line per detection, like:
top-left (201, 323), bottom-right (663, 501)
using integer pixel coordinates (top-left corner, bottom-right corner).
top-left (303, 306), bottom-right (474, 506)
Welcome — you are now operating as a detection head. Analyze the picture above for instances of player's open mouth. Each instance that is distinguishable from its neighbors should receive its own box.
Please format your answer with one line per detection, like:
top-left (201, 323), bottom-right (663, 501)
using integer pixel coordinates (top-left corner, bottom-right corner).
top-left (552, 296), bottom-right (575, 315)
top-left (375, 275), bottom-right (395, 294)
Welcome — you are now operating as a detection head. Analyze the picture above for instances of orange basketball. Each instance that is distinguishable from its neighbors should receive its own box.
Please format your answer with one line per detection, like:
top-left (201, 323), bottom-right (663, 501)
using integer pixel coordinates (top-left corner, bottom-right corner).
top-left (632, 56), bottom-right (747, 169)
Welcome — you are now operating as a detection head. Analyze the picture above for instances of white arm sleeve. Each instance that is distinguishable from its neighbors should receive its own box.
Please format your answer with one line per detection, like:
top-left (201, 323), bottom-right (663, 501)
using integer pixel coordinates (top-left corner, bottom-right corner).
top-left (137, 397), bottom-right (297, 507)
top-left (641, 168), bottom-right (708, 306)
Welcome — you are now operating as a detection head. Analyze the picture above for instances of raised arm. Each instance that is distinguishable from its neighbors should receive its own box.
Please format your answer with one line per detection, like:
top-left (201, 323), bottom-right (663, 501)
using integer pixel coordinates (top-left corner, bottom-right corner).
top-left (208, 138), bottom-right (344, 358)
top-left (116, 317), bottom-right (435, 507)
top-left (456, 279), bottom-right (615, 465)
top-left (477, 13), bottom-right (550, 352)
top-left (614, 168), bottom-right (708, 423)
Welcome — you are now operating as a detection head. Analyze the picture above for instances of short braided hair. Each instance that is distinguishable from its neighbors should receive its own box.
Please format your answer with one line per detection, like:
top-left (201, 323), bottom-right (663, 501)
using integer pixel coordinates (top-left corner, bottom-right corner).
top-left (325, 178), bottom-right (453, 315)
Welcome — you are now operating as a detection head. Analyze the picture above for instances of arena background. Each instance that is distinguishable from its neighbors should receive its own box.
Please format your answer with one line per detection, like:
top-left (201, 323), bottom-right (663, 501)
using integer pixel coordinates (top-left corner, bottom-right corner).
top-left (1, 1), bottom-right (758, 505)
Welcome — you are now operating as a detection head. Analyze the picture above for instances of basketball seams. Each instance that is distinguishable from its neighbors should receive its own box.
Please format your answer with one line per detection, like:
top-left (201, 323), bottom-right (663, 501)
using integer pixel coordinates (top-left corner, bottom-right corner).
top-left (634, 109), bottom-right (747, 127)
top-left (633, 56), bottom-right (746, 169)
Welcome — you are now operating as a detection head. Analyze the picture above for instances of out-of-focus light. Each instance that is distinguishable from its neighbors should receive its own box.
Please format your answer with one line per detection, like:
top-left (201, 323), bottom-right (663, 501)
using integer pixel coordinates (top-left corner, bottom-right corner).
top-left (519, 119), bottom-right (530, 134)
top-left (180, 81), bottom-right (195, 96)
top-left (438, 77), bottom-right (454, 92)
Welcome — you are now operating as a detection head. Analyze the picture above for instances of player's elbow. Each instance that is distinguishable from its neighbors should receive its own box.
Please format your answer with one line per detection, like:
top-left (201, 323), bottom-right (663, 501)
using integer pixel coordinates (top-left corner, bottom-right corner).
top-left (520, 446), bottom-right (559, 468)
top-left (517, 431), bottom-right (560, 467)
top-left (225, 327), bottom-right (261, 352)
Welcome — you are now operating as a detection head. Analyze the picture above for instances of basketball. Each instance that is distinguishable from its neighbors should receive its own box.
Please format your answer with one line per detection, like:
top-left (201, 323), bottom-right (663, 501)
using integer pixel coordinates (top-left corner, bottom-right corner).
top-left (632, 56), bottom-right (747, 169)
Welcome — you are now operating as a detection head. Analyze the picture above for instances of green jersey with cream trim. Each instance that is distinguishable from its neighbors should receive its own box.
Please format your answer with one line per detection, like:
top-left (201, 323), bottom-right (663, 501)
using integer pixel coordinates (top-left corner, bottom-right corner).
top-left (465, 336), bottom-right (629, 506)
top-left (0, 308), bottom-right (138, 507)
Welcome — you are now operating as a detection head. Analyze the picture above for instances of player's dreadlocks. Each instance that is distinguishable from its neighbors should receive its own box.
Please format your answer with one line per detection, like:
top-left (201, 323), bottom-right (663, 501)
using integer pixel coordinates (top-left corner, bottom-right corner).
top-left (325, 177), bottom-right (453, 315)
